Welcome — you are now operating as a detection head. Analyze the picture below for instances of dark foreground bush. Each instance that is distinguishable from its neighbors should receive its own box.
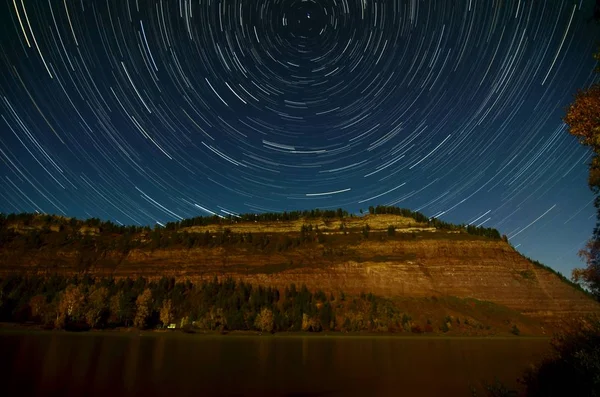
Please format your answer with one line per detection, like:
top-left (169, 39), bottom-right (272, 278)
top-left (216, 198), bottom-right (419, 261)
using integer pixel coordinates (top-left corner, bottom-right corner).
top-left (181, 323), bottom-right (196, 334)
top-left (522, 316), bottom-right (600, 397)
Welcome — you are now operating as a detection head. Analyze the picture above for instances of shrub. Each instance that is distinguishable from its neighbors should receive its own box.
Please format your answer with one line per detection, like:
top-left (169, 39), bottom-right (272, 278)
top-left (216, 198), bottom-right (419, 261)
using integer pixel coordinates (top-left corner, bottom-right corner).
top-left (511, 325), bottom-right (520, 336)
top-left (522, 316), bottom-right (600, 397)
top-left (181, 323), bottom-right (195, 333)
top-left (362, 225), bottom-right (370, 238)
top-left (441, 322), bottom-right (450, 333)
top-left (401, 313), bottom-right (411, 326)
top-left (519, 270), bottom-right (535, 280)
top-left (255, 307), bottom-right (274, 333)
top-left (483, 378), bottom-right (518, 397)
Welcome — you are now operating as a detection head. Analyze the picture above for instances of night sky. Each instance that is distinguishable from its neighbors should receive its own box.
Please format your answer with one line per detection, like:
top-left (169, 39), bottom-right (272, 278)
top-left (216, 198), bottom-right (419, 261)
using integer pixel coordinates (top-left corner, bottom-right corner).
top-left (1, 0), bottom-right (599, 276)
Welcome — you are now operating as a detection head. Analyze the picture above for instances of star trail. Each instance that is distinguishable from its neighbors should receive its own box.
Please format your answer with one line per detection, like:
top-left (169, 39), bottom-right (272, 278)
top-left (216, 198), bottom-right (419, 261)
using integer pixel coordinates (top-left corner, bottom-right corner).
top-left (1, 0), bottom-right (599, 275)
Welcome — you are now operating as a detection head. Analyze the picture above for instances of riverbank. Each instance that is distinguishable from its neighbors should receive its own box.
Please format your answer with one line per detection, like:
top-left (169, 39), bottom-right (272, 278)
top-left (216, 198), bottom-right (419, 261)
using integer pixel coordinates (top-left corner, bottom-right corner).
top-left (0, 322), bottom-right (551, 340)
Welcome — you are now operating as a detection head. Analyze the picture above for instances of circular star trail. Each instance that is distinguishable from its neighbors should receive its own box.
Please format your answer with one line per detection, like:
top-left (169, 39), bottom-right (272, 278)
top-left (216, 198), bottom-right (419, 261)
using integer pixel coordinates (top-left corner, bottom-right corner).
top-left (0, 0), bottom-right (599, 275)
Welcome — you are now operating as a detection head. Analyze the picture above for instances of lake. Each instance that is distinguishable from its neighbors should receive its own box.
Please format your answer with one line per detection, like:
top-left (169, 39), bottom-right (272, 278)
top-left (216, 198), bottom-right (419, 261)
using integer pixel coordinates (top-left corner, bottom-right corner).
top-left (0, 331), bottom-right (550, 397)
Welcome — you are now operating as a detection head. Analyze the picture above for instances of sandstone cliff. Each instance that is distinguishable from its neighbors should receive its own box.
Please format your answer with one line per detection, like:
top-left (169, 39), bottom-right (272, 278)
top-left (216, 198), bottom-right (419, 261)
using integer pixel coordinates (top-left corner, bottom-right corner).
top-left (1, 212), bottom-right (597, 325)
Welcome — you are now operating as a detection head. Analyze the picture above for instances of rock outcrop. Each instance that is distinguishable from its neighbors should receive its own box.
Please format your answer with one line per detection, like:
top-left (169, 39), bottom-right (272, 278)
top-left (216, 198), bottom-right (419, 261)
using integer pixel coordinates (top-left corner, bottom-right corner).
top-left (1, 213), bottom-right (598, 323)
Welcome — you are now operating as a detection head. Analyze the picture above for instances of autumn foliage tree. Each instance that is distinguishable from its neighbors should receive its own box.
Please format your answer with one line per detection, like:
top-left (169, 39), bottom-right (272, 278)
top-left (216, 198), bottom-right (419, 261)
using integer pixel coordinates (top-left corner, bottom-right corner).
top-left (55, 284), bottom-right (86, 328)
top-left (565, 83), bottom-right (600, 188)
top-left (28, 295), bottom-right (46, 321)
top-left (109, 290), bottom-right (128, 326)
top-left (564, 49), bottom-right (600, 300)
top-left (84, 286), bottom-right (109, 328)
top-left (254, 307), bottom-right (274, 333)
top-left (134, 288), bottom-right (153, 329)
top-left (159, 299), bottom-right (174, 327)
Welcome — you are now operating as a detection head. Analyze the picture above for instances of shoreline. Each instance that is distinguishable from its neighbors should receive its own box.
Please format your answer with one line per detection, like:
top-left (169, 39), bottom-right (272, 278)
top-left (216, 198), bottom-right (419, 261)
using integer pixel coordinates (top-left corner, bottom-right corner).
top-left (0, 322), bottom-right (551, 340)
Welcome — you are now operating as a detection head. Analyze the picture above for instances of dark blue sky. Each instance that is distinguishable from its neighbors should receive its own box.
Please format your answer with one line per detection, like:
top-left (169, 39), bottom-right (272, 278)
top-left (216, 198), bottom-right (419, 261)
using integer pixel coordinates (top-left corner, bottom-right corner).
top-left (1, 0), bottom-right (599, 277)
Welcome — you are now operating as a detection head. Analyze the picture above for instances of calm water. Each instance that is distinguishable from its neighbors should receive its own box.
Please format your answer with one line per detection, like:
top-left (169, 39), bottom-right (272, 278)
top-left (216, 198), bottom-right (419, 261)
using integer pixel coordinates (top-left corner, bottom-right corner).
top-left (0, 331), bottom-right (550, 397)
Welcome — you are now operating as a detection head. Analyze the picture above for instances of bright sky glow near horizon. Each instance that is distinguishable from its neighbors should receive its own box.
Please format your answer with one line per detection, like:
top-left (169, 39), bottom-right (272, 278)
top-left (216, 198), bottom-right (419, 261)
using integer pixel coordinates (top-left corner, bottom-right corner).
top-left (0, 0), bottom-right (599, 277)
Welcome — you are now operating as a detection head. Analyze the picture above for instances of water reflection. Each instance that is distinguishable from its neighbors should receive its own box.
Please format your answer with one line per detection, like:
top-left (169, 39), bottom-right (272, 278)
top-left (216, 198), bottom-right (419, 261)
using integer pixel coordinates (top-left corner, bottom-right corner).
top-left (1, 333), bottom-right (550, 397)
top-left (152, 336), bottom-right (165, 374)
top-left (123, 335), bottom-right (140, 393)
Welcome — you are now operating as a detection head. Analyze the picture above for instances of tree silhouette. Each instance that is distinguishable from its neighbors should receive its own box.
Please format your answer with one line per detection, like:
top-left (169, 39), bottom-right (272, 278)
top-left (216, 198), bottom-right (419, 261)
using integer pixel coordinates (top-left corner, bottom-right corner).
top-left (564, 50), bottom-right (600, 300)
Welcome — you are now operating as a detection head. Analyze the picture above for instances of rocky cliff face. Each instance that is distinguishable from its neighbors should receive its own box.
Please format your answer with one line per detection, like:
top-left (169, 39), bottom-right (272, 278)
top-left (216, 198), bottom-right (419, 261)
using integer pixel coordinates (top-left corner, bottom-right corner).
top-left (2, 229), bottom-right (597, 322)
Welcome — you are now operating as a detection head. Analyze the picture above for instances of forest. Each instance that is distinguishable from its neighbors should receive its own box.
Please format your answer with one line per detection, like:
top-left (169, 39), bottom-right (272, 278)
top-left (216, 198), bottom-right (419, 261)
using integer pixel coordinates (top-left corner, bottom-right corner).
top-left (0, 274), bottom-right (435, 334)
top-left (0, 205), bottom-right (502, 255)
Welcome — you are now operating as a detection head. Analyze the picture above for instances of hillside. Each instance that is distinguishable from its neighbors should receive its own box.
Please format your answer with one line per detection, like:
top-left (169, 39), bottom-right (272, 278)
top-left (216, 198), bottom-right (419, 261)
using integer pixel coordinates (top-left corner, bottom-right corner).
top-left (0, 207), bottom-right (598, 333)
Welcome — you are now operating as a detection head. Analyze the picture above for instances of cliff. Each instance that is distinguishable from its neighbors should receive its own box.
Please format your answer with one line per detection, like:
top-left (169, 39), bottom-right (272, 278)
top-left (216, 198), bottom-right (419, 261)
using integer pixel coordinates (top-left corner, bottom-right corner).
top-left (0, 211), bottom-right (598, 327)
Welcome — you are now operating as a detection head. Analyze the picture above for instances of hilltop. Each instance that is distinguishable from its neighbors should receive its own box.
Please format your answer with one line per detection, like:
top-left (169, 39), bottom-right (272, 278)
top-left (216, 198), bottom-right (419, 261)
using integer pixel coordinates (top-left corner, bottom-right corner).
top-left (0, 206), bottom-right (598, 334)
